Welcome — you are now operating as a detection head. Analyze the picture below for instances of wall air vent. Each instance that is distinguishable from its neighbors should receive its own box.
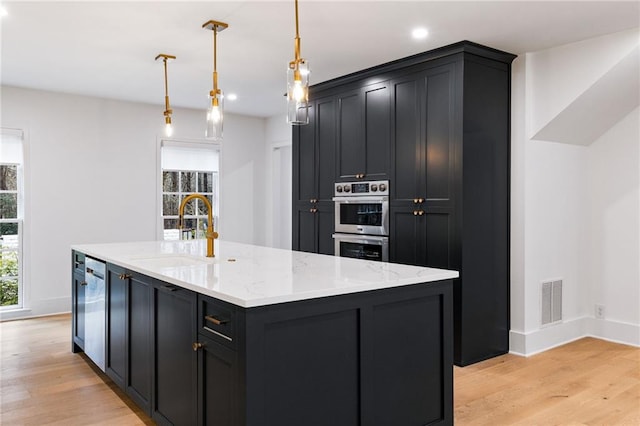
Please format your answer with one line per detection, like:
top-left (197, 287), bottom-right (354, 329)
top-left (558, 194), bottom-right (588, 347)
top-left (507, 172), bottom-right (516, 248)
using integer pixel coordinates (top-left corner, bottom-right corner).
top-left (541, 279), bottom-right (563, 326)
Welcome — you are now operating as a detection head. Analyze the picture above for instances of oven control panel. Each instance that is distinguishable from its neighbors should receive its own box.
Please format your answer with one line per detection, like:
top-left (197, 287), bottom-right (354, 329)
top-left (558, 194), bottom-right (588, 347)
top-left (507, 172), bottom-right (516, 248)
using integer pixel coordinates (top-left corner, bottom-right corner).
top-left (335, 180), bottom-right (389, 196)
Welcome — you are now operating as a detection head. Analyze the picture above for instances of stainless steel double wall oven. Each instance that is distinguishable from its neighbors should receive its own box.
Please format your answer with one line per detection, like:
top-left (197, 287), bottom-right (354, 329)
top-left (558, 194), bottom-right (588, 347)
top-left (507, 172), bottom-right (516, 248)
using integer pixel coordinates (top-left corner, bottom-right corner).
top-left (332, 180), bottom-right (389, 262)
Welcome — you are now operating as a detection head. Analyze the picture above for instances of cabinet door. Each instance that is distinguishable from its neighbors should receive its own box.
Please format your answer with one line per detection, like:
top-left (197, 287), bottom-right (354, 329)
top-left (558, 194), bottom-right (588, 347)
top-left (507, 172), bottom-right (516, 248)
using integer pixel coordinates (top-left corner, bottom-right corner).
top-left (316, 96), bottom-right (337, 202)
top-left (363, 82), bottom-right (390, 180)
top-left (389, 204), bottom-right (426, 266)
top-left (337, 82), bottom-right (390, 181)
top-left (292, 202), bottom-right (334, 256)
top-left (72, 271), bottom-right (86, 352)
top-left (105, 264), bottom-right (127, 390)
top-left (127, 272), bottom-right (152, 413)
top-left (292, 102), bottom-right (316, 204)
top-left (336, 88), bottom-right (364, 180)
top-left (316, 201), bottom-right (335, 256)
top-left (292, 204), bottom-right (316, 253)
top-left (152, 283), bottom-right (198, 426)
top-left (198, 333), bottom-right (237, 426)
top-left (391, 74), bottom-right (424, 202)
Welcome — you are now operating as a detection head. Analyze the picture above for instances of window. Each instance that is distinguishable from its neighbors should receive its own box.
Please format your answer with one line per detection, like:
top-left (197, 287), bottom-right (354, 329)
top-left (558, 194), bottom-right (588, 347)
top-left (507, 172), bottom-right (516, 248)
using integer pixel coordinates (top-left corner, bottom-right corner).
top-left (0, 129), bottom-right (24, 309)
top-left (160, 141), bottom-right (219, 241)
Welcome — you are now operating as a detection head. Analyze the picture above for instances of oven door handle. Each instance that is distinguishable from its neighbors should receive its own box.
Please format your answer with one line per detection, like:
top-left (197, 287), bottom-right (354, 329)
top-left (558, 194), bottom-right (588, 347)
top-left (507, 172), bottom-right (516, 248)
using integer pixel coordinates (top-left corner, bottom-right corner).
top-left (332, 196), bottom-right (389, 202)
top-left (332, 233), bottom-right (389, 244)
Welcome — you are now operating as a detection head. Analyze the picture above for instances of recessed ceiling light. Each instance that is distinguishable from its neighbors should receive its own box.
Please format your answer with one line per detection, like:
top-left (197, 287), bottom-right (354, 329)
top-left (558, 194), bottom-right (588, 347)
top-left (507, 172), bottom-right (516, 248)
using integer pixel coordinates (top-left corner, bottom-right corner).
top-left (226, 93), bottom-right (237, 101)
top-left (0, 5), bottom-right (8, 17)
top-left (412, 28), bottom-right (429, 40)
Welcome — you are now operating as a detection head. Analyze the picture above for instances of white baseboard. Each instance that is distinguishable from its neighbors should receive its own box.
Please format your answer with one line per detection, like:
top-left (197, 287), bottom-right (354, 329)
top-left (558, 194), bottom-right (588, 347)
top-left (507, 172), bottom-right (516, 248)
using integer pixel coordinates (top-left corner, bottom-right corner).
top-left (0, 296), bottom-right (71, 321)
top-left (585, 317), bottom-right (640, 347)
top-left (510, 316), bottom-right (640, 356)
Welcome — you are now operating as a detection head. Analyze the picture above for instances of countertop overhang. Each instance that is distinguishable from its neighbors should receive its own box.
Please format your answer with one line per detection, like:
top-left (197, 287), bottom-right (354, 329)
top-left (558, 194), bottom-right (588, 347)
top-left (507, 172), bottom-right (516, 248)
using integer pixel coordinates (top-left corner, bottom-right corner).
top-left (72, 240), bottom-right (459, 308)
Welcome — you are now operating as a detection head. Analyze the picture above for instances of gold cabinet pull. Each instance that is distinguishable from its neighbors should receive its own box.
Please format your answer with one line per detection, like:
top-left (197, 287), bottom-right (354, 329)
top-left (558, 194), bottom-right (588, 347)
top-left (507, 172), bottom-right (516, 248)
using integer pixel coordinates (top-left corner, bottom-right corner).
top-left (118, 273), bottom-right (131, 280)
top-left (205, 315), bottom-right (228, 326)
top-left (192, 342), bottom-right (204, 351)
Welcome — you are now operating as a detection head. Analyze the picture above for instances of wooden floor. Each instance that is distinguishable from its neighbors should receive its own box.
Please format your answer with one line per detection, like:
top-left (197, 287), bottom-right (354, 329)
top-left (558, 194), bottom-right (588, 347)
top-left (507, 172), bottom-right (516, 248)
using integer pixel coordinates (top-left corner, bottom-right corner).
top-left (1, 315), bottom-right (639, 425)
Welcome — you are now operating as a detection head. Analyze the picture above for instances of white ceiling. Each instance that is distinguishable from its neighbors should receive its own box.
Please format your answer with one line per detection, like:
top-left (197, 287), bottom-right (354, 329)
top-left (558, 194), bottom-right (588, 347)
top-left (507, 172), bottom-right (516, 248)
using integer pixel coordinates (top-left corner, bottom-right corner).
top-left (1, 1), bottom-right (638, 118)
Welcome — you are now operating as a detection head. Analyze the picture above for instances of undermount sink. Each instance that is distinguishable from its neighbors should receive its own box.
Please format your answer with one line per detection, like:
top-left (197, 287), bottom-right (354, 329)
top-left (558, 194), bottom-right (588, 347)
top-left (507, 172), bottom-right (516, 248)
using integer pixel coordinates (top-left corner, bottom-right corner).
top-left (130, 254), bottom-right (212, 269)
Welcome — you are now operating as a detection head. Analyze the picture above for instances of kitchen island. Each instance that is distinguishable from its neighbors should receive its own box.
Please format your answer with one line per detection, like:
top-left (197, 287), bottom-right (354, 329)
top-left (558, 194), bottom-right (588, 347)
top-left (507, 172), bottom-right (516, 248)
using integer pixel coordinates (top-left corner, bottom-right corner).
top-left (71, 239), bottom-right (458, 426)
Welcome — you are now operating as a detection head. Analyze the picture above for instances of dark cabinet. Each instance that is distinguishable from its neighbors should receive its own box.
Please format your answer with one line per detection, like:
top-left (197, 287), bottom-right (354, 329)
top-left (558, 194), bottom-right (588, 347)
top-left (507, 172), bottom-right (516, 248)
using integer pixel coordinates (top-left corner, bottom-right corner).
top-left (292, 95), bottom-right (336, 255)
top-left (336, 82), bottom-right (390, 181)
top-left (196, 294), bottom-right (240, 426)
top-left (106, 264), bottom-right (127, 390)
top-left (389, 63), bottom-right (455, 270)
top-left (126, 271), bottom-right (152, 413)
top-left (294, 41), bottom-right (516, 366)
top-left (71, 251), bottom-right (86, 352)
top-left (197, 333), bottom-right (238, 425)
top-left (152, 283), bottom-right (198, 426)
top-left (71, 271), bottom-right (86, 352)
top-left (75, 251), bottom-right (453, 426)
top-left (105, 264), bottom-right (153, 413)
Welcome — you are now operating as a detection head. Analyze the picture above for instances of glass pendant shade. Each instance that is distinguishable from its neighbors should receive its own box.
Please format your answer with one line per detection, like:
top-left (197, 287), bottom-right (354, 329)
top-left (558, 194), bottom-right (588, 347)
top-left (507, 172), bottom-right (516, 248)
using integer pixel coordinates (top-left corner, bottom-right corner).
top-left (287, 61), bottom-right (309, 125)
top-left (206, 92), bottom-right (224, 140)
top-left (165, 117), bottom-right (174, 137)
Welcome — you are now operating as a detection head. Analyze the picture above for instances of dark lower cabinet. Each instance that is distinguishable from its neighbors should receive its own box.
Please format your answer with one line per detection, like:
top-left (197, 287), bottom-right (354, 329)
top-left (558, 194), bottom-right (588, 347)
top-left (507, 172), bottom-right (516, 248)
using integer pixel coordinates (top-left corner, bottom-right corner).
top-left (292, 201), bottom-right (334, 255)
top-left (198, 334), bottom-right (237, 426)
top-left (106, 264), bottom-right (127, 390)
top-left (127, 272), bottom-right (152, 413)
top-left (105, 264), bottom-right (152, 413)
top-left (72, 271), bottom-right (86, 351)
top-left (244, 280), bottom-right (453, 426)
top-left (82, 254), bottom-right (453, 425)
top-left (71, 251), bottom-right (86, 353)
top-left (152, 283), bottom-right (198, 426)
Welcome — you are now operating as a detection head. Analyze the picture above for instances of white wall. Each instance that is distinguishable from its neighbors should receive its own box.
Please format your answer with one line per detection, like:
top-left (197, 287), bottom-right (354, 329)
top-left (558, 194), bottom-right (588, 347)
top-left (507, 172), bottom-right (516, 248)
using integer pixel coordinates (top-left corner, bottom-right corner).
top-left (587, 108), bottom-right (640, 340)
top-left (264, 114), bottom-right (292, 249)
top-left (511, 31), bottom-right (640, 354)
top-left (0, 86), bottom-right (268, 320)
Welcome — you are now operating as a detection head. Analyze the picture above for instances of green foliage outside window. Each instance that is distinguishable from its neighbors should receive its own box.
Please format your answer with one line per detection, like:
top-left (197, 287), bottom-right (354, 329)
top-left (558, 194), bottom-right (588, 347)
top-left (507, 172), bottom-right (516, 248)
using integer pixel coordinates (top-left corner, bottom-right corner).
top-left (0, 251), bottom-right (19, 306)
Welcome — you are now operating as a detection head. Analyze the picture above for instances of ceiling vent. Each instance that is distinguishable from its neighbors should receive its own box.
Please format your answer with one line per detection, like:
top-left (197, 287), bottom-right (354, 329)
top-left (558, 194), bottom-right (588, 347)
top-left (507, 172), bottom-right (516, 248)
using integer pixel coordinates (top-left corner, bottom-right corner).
top-left (541, 279), bottom-right (563, 326)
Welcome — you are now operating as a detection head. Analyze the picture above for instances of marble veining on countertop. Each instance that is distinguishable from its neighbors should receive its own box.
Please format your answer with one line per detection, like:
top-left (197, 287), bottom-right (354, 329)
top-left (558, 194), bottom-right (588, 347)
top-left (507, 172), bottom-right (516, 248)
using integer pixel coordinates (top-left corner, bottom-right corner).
top-left (71, 240), bottom-right (459, 308)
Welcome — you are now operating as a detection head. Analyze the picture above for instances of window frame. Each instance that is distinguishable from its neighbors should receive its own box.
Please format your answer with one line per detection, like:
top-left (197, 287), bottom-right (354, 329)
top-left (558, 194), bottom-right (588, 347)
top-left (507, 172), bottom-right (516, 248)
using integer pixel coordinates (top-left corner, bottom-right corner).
top-left (157, 138), bottom-right (221, 241)
top-left (0, 128), bottom-right (25, 310)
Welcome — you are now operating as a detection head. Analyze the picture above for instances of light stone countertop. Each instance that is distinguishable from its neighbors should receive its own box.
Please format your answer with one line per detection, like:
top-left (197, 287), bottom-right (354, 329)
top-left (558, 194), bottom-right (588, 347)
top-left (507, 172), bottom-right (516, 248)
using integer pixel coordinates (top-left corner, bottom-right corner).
top-left (72, 239), bottom-right (459, 308)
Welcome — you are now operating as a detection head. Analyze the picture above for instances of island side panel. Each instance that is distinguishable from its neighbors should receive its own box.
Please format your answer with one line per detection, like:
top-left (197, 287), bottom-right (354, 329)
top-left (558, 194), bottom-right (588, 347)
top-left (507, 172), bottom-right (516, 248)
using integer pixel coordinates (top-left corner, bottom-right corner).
top-left (243, 280), bottom-right (453, 426)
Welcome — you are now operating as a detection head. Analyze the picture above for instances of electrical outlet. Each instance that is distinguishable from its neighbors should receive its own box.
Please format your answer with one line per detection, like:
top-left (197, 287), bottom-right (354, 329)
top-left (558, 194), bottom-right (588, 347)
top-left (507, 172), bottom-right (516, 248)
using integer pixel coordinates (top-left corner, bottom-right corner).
top-left (595, 304), bottom-right (605, 319)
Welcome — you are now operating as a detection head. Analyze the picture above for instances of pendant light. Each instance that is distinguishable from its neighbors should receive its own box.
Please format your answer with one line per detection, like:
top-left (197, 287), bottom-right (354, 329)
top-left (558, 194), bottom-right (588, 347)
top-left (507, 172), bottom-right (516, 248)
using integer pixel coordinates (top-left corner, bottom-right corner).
top-left (203, 20), bottom-right (228, 140)
top-left (287, 0), bottom-right (309, 125)
top-left (155, 53), bottom-right (176, 137)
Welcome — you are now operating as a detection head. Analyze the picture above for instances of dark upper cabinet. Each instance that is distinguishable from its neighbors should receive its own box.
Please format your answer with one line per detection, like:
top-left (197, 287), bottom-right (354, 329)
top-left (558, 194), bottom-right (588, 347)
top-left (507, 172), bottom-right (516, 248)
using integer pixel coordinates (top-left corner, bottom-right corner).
top-left (336, 82), bottom-right (390, 181)
top-left (292, 96), bottom-right (336, 255)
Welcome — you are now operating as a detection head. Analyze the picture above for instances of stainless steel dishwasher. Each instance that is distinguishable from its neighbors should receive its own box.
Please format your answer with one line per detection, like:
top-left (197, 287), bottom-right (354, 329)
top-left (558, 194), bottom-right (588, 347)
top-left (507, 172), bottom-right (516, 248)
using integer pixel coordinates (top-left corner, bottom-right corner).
top-left (84, 257), bottom-right (105, 371)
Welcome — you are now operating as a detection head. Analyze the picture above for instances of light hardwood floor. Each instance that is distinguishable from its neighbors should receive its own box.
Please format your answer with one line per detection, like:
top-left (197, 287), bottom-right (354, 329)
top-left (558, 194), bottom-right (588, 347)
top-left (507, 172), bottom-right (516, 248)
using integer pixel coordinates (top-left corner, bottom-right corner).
top-left (1, 314), bottom-right (639, 425)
